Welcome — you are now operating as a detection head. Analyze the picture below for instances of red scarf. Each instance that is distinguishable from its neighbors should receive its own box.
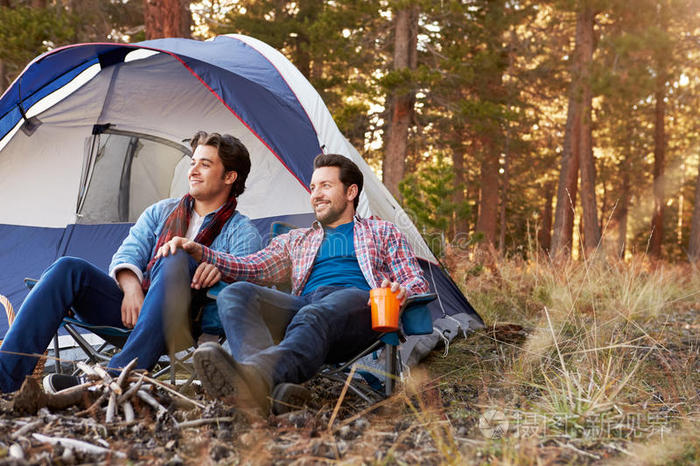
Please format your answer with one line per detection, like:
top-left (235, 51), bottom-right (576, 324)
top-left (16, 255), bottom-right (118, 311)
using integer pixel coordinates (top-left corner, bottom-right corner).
top-left (142, 194), bottom-right (237, 290)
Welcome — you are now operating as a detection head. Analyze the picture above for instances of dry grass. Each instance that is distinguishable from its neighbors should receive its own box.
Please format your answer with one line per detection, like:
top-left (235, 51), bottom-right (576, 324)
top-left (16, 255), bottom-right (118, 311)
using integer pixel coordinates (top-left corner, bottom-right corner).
top-left (409, 249), bottom-right (700, 464)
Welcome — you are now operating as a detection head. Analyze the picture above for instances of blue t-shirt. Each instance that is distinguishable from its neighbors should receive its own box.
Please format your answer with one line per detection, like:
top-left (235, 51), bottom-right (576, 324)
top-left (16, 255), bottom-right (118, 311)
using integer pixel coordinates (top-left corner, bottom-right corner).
top-left (301, 221), bottom-right (370, 295)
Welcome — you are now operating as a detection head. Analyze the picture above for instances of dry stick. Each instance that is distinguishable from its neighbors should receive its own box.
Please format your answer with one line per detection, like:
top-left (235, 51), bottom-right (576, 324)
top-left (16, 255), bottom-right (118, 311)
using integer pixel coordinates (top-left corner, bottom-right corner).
top-left (122, 401), bottom-right (135, 423)
top-left (117, 376), bottom-right (143, 404)
top-left (76, 362), bottom-right (100, 379)
top-left (49, 381), bottom-right (95, 397)
top-left (105, 392), bottom-right (117, 423)
top-left (136, 390), bottom-right (167, 415)
top-left (140, 374), bottom-right (205, 409)
top-left (177, 417), bottom-right (238, 429)
top-left (116, 358), bottom-right (138, 388)
top-left (94, 367), bottom-right (122, 396)
top-left (11, 420), bottom-right (43, 439)
top-left (76, 393), bottom-right (107, 417)
top-left (327, 365), bottom-right (357, 431)
top-left (32, 433), bottom-right (126, 458)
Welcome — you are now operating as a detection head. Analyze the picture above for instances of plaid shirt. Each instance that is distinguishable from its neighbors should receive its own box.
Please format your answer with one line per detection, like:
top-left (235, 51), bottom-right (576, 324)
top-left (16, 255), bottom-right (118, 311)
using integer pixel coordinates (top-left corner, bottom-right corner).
top-left (201, 217), bottom-right (430, 296)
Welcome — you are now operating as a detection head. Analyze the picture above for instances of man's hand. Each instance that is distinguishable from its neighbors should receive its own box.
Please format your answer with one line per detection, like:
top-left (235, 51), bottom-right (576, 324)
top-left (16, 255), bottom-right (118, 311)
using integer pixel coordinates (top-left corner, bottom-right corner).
top-left (156, 236), bottom-right (204, 262)
top-left (116, 269), bottom-right (144, 328)
top-left (381, 278), bottom-right (407, 304)
top-left (191, 262), bottom-right (222, 290)
top-left (368, 278), bottom-right (407, 306)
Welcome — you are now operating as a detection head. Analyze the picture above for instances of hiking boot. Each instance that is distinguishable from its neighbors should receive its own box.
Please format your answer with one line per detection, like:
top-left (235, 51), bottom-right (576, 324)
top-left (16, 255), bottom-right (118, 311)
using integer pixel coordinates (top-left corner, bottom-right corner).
top-left (193, 342), bottom-right (270, 415)
top-left (42, 374), bottom-right (86, 394)
top-left (271, 383), bottom-right (311, 415)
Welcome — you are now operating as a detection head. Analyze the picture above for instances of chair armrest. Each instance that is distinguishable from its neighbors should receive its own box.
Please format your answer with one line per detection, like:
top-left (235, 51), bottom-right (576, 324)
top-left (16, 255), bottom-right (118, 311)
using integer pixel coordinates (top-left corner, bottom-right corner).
top-left (403, 292), bottom-right (437, 308)
top-left (400, 293), bottom-right (436, 336)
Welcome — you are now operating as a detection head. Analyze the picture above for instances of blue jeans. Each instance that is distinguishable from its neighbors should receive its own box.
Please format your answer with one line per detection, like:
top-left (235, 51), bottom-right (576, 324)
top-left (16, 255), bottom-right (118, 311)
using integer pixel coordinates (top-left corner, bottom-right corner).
top-left (216, 282), bottom-right (379, 387)
top-left (0, 251), bottom-right (197, 393)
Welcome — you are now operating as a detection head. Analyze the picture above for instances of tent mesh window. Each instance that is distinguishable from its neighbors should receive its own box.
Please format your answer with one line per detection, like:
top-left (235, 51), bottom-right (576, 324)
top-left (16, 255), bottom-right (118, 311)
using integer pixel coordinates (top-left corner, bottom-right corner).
top-left (76, 128), bottom-right (191, 224)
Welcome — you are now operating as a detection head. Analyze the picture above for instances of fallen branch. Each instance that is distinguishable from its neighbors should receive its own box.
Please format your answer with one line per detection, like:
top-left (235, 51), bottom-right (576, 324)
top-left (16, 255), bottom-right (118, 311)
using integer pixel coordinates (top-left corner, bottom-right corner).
top-left (141, 374), bottom-right (205, 409)
top-left (105, 392), bottom-right (117, 423)
top-left (177, 417), bottom-right (237, 429)
top-left (11, 420), bottom-right (43, 439)
top-left (32, 433), bottom-right (126, 458)
top-left (122, 401), bottom-right (135, 423)
top-left (116, 358), bottom-right (138, 389)
top-left (136, 390), bottom-right (167, 416)
top-left (117, 375), bottom-right (143, 404)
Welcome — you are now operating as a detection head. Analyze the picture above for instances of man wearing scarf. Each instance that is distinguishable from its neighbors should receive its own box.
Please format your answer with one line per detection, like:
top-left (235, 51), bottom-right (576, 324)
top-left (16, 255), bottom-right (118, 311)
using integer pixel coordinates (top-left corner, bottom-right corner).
top-left (0, 131), bottom-right (262, 393)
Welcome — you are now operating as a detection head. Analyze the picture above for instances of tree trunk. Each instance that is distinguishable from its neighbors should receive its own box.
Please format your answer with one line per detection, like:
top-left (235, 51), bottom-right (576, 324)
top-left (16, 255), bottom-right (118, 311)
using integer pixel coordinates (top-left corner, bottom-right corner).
top-left (539, 181), bottom-right (555, 253)
top-left (476, 146), bottom-right (499, 246)
top-left (575, 7), bottom-right (601, 255)
top-left (617, 163), bottom-right (630, 259)
top-left (649, 75), bottom-right (666, 258)
top-left (144, 0), bottom-right (191, 39)
top-left (0, 59), bottom-right (5, 96)
top-left (551, 93), bottom-right (581, 257)
top-left (688, 157), bottom-right (700, 263)
top-left (382, 5), bottom-right (418, 200)
top-left (498, 139), bottom-right (510, 254)
top-left (452, 148), bottom-right (469, 237)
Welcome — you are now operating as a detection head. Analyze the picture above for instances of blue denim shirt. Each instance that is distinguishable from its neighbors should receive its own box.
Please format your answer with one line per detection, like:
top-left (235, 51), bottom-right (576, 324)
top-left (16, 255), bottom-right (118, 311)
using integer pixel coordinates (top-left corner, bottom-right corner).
top-left (109, 197), bottom-right (262, 280)
top-left (109, 197), bottom-right (262, 334)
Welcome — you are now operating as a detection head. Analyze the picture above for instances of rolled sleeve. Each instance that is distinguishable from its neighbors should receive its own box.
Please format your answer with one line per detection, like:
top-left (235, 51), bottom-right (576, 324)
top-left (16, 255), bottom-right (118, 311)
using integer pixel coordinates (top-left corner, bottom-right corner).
top-left (109, 263), bottom-right (144, 284)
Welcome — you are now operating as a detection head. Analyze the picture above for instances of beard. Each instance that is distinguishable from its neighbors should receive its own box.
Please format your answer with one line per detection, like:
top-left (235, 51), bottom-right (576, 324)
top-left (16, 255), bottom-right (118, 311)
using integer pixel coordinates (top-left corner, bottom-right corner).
top-left (314, 202), bottom-right (346, 226)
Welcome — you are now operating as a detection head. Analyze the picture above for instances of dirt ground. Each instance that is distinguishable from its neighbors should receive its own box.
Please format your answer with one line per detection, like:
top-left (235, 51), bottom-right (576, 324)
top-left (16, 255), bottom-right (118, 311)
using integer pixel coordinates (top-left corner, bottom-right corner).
top-left (0, 308), bottom-right (697, 465)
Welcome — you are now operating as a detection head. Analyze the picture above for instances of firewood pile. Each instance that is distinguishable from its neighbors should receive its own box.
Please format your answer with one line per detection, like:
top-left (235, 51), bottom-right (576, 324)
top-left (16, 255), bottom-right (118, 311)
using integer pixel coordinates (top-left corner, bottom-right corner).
top-left (11, 358), bottom-right (204, 423)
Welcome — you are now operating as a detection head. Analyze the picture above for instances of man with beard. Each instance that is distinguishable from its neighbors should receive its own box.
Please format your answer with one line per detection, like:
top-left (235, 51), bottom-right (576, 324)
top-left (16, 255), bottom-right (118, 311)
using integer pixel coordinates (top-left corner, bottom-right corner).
top-left (157, 153), bottom-right (429, 414)
top-left (0, 131), bottom-right (262, 393)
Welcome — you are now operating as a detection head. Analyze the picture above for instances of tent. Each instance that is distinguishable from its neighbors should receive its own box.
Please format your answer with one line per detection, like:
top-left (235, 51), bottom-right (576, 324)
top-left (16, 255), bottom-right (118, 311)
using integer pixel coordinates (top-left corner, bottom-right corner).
top-left (0, 35), bottom-right (483, 355)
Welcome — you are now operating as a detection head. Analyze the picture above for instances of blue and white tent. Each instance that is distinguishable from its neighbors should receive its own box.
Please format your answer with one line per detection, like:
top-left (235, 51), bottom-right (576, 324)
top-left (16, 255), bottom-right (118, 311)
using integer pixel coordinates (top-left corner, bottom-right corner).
top-left (0, 35), bottom-right (482, 346)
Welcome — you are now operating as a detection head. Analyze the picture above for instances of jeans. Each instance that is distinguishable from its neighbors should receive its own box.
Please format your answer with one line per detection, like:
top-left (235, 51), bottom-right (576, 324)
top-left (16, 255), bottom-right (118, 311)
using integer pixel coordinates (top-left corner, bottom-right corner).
top-left (216, 282), bottom-right (378, 387)
top-left (0, 251), bottom-right (197, 393)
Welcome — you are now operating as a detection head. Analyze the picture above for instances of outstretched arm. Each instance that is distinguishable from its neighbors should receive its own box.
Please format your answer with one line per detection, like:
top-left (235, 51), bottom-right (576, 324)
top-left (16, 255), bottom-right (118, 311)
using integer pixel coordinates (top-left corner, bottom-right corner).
top-left (156, 234), bottom-right (293, 286)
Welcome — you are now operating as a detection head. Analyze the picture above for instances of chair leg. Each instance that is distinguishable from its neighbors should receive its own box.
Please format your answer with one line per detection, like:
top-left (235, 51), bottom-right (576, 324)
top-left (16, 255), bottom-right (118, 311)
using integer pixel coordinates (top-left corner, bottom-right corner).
top-left (385, 344), bottom-right (398, 397)
top-left (52, 333), bottom-right (61, 374)
top-left (63, 323), bottom-right (111, 364)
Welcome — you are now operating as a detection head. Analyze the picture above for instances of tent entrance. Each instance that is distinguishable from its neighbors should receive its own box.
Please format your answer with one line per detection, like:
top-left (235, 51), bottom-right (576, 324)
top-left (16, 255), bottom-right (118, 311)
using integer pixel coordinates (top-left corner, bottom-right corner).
top-left (76, 127), bottom-right (191, 224)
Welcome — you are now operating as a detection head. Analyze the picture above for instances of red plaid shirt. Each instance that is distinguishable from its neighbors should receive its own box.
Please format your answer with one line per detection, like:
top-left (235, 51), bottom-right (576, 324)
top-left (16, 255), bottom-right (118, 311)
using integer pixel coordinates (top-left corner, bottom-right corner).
top-left (201, 217), bottom-right (430, 296)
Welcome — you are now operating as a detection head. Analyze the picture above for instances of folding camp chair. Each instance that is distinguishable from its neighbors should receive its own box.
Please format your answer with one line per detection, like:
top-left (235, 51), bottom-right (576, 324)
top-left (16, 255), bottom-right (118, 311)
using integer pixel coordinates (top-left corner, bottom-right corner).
top-left (319, 292), bottom-right (435, 402)
top-left (265, 222), bottom-right (437, 402)
top-left (23, 278), bottom-right (198, 385)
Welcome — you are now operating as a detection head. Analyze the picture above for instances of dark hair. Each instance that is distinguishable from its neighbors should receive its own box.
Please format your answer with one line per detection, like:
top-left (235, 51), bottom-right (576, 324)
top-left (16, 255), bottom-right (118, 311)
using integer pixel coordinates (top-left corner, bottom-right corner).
top-left (190, 131), bottom-right (251, 198)
top-left (313, 153), bottom-right (363, 209)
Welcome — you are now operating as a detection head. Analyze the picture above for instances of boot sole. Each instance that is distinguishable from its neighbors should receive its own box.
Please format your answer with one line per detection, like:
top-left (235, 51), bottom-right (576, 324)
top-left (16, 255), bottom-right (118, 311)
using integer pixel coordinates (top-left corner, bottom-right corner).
top-left (193, 342), bottom-right (266, 414)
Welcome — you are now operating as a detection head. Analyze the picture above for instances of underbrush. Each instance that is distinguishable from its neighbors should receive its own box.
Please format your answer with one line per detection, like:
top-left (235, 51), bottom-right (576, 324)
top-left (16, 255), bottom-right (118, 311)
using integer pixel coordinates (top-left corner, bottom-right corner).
top-left (413, 251), bottom-right (699, 464)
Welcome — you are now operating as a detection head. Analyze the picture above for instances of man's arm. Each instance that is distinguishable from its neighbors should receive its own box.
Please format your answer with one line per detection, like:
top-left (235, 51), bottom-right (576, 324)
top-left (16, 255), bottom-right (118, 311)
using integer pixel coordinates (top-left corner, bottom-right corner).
top-left (191, 213), bottom-right (264, 290)
top-left (384, 224), bottom-right (430, 298)
top-left (158, 233), bottom-right (293, 286)
top-left (109, 201), bottom-right (165, 282)
top-left (116, 269), bottom-right (145, 328)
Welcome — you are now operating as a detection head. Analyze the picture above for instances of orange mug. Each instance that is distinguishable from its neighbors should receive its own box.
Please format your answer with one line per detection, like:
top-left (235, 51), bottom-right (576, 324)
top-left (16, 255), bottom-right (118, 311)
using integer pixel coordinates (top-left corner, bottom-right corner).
top-left (370, 287), bottom-right (400, 332)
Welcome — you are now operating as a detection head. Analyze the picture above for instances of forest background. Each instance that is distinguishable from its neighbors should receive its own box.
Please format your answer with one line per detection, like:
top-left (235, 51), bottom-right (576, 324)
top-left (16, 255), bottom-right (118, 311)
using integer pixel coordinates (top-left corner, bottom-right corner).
top-left (1, 0), bottom-right (699, 264)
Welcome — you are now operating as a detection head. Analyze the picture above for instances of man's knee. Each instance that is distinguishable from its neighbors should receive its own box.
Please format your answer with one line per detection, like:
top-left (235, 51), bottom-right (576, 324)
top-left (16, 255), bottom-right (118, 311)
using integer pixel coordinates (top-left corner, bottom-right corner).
top-left (320, 288), bottom-right (370, 313)
top-left (157, 249), bottom-right (191, 269)
top-left (217, 281), bottom-right (260, 318)
top-left (48, 256), bottom-right (91, 275)
top-left (151, 250), bottom-right (194, 281)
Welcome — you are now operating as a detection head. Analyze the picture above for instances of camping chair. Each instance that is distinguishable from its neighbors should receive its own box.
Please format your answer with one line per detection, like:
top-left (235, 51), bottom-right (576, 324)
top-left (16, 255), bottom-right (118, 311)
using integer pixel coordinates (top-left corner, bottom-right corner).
top-left (266, 221), bottom-right (437, 402)
top-left (23, 278), bottom-right (200, 386)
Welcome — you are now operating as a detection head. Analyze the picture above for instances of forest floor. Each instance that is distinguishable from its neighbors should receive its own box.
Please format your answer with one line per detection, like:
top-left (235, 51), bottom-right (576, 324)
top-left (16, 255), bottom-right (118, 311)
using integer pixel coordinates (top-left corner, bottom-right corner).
top-left (0, 254), bottom-right (698, 465)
